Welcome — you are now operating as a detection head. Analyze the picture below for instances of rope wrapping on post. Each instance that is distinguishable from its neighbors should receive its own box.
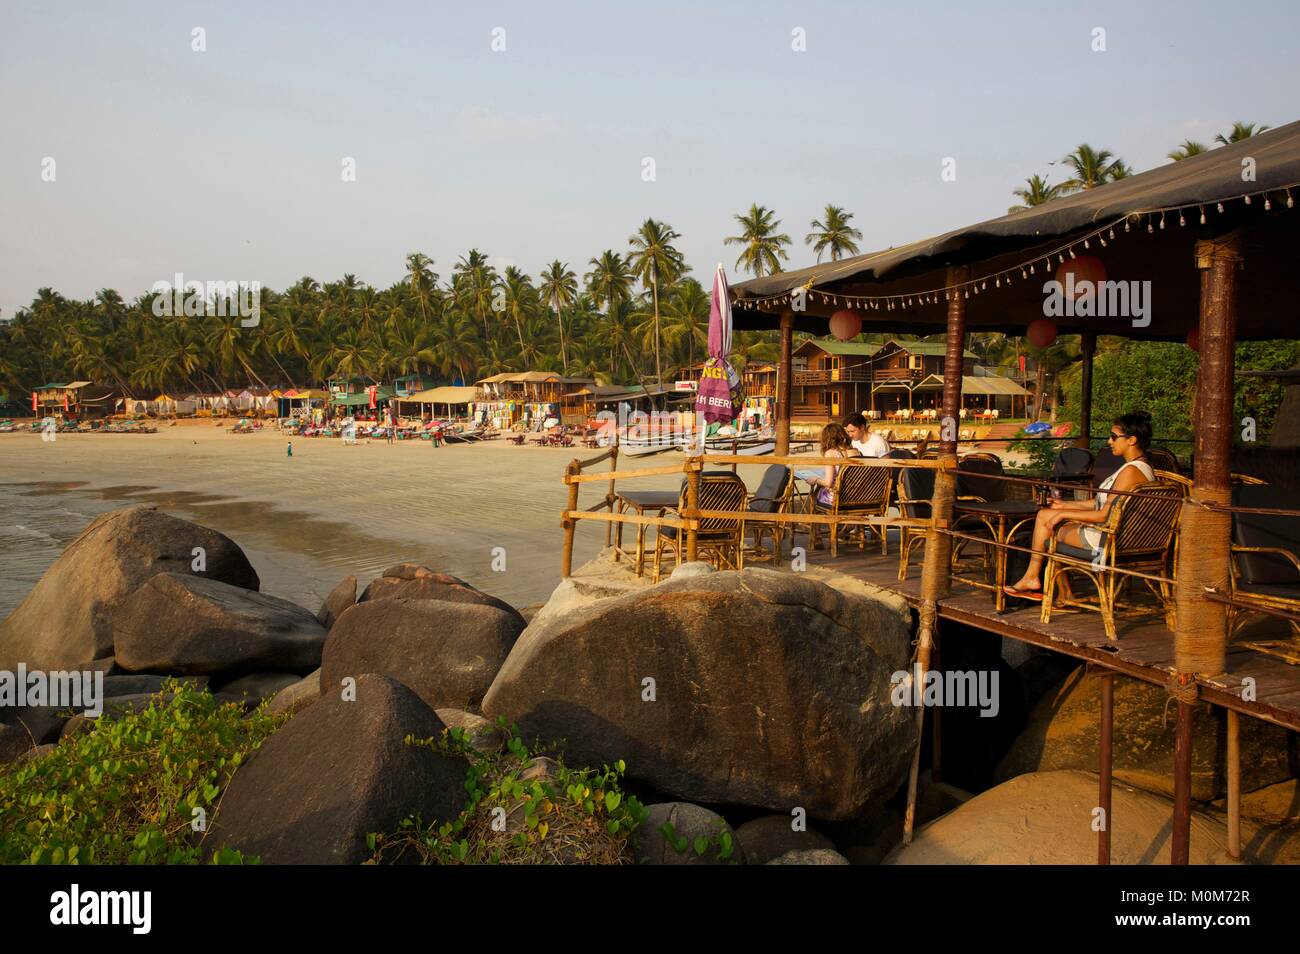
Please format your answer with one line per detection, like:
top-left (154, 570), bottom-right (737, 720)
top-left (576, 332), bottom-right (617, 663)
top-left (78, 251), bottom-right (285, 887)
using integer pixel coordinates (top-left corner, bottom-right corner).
top-left (1174, 489), bottom-right (1232, 676)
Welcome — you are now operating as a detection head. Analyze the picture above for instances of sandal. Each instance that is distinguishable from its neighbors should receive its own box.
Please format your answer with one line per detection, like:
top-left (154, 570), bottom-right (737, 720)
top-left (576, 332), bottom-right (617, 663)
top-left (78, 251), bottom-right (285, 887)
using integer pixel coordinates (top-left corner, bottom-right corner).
top-left (1003, 584), bottom-right (1044, 602)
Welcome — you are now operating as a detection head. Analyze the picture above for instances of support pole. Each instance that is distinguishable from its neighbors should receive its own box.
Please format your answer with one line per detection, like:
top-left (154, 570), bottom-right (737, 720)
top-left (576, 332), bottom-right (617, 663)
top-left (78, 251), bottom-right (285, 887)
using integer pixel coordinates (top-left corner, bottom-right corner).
top-left (561, 459), bottom-right (580, 577)
top-left (1169, 233), bottom-right (1242, 863)
top-left (1098, 670), bottom-right (1114, 865)
top-left (1227, 708), bottom-right (1241, 860)
top-left (685, 457), bottom-right (701, 563)
top-left (1077, 330), bottom-right (1096, 450)
top-left (605, 443), bottom-right (619, 549)
top-left (903, 266), bottom-right (967, 844)
top-left (776, 311), bottom-right (793, 456)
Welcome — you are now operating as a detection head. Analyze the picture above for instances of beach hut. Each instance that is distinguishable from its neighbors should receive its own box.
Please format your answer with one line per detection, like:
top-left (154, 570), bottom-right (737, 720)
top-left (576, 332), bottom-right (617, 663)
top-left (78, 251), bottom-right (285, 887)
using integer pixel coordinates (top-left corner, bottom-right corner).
top-left (399, 385), bottom-right (477, 422)
top-left (730, 119), bottom-right (1300, 863)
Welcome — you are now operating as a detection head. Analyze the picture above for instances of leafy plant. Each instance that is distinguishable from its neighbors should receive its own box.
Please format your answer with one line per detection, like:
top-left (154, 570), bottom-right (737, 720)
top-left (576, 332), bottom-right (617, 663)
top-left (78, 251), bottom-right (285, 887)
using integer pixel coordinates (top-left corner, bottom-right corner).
top-left (657, 820), bottom-right (737, 862)
top-left (0, 680), bottom-right (284, 864)
top-left (369, 718), bottom-right (649, 865)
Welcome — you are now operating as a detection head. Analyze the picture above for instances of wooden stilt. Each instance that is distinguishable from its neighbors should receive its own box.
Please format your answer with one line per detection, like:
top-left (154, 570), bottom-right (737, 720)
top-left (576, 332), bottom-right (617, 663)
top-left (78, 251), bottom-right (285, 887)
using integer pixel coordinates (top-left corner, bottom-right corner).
top-left (685, 458), bottom-right (701, 563)
top-left (1227, 708), bottom-right (1241, 860)
top-left (561, 459), bottom-right (581, 577)
top-left (1099, 670), bottom-right (1114, 865)
top-left (776, 311), bottom-right (793, 456)
top-left (1172, 697), bottom-right (1194, 864)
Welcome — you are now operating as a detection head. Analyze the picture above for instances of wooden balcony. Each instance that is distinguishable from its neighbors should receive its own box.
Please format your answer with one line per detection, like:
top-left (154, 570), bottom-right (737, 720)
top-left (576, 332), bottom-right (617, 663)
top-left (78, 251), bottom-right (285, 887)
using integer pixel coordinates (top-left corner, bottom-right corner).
top-left (792, 366), bottom-right (871, 386)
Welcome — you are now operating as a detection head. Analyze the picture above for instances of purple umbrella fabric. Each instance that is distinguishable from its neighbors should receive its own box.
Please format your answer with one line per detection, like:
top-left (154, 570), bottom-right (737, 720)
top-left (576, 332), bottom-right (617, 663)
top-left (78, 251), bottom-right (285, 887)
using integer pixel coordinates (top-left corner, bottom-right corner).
top-left (695, 265), bottom-right (744, 426)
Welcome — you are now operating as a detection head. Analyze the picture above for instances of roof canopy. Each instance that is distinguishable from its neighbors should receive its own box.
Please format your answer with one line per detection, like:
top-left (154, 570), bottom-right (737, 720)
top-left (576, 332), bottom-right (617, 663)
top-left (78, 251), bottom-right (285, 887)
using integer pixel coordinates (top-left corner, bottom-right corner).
top-left (733, 120), bottom-right (1300, 341)
top-left (911, 374), bottom-right (1029, 395)
top-left (403, 386), bottom-right (478, 405)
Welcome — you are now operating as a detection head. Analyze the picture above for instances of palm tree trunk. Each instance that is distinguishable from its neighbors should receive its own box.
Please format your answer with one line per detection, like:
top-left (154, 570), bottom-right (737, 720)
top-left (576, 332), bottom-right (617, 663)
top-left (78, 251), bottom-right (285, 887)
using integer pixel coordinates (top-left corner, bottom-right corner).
top-left (556, 301), bottom-right (568, 373)
top-left (652, 277), bottom-right (662, 389)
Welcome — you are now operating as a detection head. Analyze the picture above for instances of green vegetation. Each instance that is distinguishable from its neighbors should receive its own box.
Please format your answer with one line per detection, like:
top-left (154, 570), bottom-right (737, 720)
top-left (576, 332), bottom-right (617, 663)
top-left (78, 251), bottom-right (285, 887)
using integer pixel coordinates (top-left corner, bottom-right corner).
top-left (369, 720), bottom-right (649, 865)
top-left (0, 681), bottom-right (284, 864)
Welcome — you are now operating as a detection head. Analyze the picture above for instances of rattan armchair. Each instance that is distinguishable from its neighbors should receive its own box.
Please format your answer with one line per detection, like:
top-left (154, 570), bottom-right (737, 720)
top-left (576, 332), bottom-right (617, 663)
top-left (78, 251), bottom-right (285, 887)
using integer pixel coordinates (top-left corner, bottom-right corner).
top-left (807, 462), bottom-right (893, 557)
top-left (1040, 480), bottom-right (1184, 640)
top-left (1229, 483), bottom-right (1300, 641)
top-left (742, 464), bottom-right (794, 563)
top-left (652, 472), bottom-right (748, 581)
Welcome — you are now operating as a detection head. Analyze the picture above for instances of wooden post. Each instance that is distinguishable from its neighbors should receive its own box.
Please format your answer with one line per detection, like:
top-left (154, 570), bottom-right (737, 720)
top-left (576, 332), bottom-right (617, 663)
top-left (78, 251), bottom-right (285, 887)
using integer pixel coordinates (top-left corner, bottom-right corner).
top-left (685, 457), bottom-right (701, 563)
top-left (1099, 670), bottom-right (1114, 865)
top-left (776, 311), bottom-right (794, 456)
top-left (1169, 233), bottom-right (1242, 863)
top-left (561, 459), bottom-right (581, 577)
top-left (605, 443), bottom-right (619, 549)
top-left (1227, 708), bottom-right (1241, 860)
top-left (903, 266), bottom-right (967, 844)
top-left (1077, 331), bottom-right (1096, 450)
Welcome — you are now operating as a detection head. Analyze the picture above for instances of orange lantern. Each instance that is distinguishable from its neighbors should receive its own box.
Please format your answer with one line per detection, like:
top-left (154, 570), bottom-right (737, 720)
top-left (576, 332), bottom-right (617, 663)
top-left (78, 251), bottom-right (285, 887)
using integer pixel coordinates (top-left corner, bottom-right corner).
top-left (1054, 255), bottom-right (1107, 298)
top-left (1027, 318), bottom-right (1058, 348)
top-left (829, 308), bottom-right (863, 341)
top-left (1187, 328), bottom-right (1200, 351)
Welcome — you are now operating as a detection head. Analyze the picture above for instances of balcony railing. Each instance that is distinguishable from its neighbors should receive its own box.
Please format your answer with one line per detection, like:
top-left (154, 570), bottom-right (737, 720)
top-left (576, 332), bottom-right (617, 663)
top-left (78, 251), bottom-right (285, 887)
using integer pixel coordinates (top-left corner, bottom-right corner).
top-left (792, 366), bottom-right (871, 386)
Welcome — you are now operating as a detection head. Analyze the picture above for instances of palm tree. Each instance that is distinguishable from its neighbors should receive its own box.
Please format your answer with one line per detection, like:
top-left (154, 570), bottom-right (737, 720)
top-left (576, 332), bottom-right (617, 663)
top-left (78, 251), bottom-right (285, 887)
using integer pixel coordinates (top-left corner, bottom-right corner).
top-left (538, 261), bottom-right (578, 372)
top-left (405, 253), bottom-right (438, 325)
top-left (1056, 144), bottom-right (1129, 193)
top-left (585, 251), bottom-right (635, 378)
top-left (453, 250), bottom-right (498, 340)
top-left (1215, 121), bottom-right (1271, 146)
top-left (627, 218), bottom-right (686, 387)
top-left (500, 266), bottom-right (536, 356)
top-left (662, 278), bottom-right (710, 372)
top-left (1008, 175), bottom-right (1066, 213)
top-left (724, 204), bottom-right (791, 278)
top-left (1167, 140), bottom-right (1207, 162)
top-left (805, 205), bottom-right (862, 262)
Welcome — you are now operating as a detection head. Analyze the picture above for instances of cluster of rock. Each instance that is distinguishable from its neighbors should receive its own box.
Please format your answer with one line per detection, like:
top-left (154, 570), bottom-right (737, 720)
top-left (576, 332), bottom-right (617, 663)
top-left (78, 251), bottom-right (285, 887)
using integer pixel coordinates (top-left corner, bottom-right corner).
top-left (4, 506), bottom-right (1295, 865)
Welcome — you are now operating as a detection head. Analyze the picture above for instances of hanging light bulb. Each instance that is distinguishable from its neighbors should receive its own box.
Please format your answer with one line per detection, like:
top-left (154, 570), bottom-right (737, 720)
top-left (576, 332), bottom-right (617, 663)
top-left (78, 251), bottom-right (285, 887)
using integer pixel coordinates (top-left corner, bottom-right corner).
top-left (1179, 212), bottom-right (1185, 226)
top-left (1099, 236), bottom-right (1107, 247)
top-left (1021, 268), bottom-right (1028, 278)
top-left (1244, 194), bottom-right (1252, 205)
top-left (995, 277), bottom-right (1000, 287)
top-left (1200, 207), bottom-right (1207, 224)
top-left (1069, 248), bottom-right (1077, 258)
top-left (1159, 213), bottom-right (1166, 229)
top-left (1147, 219), bottom-right (1154, 233)
top-left (1217, 202), bottom-right (1224, 213)
top-left (981, 280), bottom-right (987, 289)
top-left (1287, 190), bottom-right (1295, 209)
top-left (1109, 228), bottom-right (1116, 239)
top-left (1264, 196), bottom-right (1272, 211)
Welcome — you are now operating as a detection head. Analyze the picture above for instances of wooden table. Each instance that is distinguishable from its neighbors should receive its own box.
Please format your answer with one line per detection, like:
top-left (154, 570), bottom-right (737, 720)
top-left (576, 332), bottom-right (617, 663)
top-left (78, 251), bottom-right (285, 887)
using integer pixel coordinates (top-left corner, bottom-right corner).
top-left (953, 500), bottom-right (1041, 612)
top-left (614, 490), bottom-right (680, 576)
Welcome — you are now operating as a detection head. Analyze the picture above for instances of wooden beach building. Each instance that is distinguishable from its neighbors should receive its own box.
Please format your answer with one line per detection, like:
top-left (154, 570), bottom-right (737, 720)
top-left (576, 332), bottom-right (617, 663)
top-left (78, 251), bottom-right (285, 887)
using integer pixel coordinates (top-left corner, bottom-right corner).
top-left (558, 119), bottom-right (1300, 864)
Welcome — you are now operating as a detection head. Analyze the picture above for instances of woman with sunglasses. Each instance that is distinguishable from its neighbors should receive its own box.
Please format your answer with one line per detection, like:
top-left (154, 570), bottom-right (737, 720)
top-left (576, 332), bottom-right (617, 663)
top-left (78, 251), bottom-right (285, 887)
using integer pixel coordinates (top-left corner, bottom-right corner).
top-left (1004, 411), bottom-right (1155, 601)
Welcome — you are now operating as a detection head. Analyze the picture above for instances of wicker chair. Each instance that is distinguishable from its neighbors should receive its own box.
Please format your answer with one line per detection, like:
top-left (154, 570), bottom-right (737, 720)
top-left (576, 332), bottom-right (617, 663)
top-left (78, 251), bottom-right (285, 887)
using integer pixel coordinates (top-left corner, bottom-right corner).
top-left (742, 464), bottom-right (794, 563)
top-left (1153, 469), bottom-right (1193, 496)
top-left (1146, 446), bottom-right (1182, 474)
top-left (1229, 483), bottom-right (1300, 642)
top-left (896, 463), bottom-right (934, 581)
top-left (653, 472), bottom-right (748, 581)
top-left (1040, 480), bottom-right (1185, 640)
top-left (808, 462), bottom-right (893, 557)
top-left (950, 455), bottom-right (1008, 572)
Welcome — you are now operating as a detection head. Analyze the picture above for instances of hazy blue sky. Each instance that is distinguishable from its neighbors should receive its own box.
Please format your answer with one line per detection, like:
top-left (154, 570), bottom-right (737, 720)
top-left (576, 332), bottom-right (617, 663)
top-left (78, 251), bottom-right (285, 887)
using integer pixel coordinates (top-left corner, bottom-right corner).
top-left (2, 0), bottom-right (1297, 317)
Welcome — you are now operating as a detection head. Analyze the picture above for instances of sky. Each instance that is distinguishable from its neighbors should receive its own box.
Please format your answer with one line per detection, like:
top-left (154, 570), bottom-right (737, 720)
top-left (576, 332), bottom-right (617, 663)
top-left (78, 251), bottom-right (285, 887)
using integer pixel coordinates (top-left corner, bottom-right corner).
top-left (1, 0), bottom-right (1297, 318)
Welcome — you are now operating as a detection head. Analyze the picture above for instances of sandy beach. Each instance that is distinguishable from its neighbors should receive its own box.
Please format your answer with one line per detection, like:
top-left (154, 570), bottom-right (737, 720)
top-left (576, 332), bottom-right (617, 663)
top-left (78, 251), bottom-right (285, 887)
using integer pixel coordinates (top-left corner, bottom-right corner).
top-left (0, 423), bottom-right (784, 615)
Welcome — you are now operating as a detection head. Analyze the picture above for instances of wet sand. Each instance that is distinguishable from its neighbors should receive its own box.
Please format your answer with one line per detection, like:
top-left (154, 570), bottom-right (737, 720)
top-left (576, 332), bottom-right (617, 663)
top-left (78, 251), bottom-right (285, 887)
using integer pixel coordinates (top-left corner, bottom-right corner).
top-left (0, 424), bottom-right (773, 614)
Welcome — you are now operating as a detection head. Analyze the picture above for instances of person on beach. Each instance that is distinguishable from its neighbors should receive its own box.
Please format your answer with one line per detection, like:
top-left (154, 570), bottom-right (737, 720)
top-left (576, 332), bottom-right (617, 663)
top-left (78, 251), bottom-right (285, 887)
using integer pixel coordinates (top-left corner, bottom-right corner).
top-left (1004, 411), bottom-right (1156, 601)
top-left (843, 412), bottom-right (890, 457)
top-left (807, 422), bottom-right (861, 506)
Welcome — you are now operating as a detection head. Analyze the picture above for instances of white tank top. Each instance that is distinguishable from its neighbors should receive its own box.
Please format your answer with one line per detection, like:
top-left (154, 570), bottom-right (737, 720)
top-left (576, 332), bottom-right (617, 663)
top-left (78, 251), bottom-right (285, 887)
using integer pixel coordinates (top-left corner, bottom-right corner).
top-left (1095, 458), bottom-right (1155, 509)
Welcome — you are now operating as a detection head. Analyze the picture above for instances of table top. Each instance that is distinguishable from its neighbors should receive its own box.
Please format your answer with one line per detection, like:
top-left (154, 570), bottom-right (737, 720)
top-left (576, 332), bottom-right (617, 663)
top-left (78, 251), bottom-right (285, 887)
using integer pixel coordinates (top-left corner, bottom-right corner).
top-left (955, 499), bottom-right (1041, 516)
top-left (618, 490), bottom-right (680, 509)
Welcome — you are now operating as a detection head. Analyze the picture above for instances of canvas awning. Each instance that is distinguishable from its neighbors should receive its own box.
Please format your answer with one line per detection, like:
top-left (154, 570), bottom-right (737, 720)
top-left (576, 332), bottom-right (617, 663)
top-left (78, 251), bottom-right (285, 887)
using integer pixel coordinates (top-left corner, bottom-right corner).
top-left (911, 374), bottom-right (1029, 395)
top-left (403, 386), bottom-right (477, 405)
top-left (733, 120), bottom-right (1300, 340)
top-left (331, 387), bottom-right (394, 406)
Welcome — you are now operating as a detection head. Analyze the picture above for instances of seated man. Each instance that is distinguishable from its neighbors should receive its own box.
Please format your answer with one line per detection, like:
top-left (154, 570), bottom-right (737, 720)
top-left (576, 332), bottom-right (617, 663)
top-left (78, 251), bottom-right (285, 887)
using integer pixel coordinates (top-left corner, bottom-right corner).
top-left (843, 412), bottom-right (890, 457)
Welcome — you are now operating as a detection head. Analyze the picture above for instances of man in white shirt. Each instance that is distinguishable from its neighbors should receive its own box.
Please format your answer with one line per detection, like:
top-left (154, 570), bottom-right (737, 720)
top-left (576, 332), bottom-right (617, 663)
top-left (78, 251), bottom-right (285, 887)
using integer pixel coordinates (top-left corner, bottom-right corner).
top-left (843, 412), bottom-right (890, 457)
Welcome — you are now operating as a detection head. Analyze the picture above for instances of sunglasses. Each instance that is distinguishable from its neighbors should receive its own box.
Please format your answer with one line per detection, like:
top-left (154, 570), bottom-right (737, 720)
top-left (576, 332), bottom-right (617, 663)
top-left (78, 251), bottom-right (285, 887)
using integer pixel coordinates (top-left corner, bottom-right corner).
top-left (1108, 431), bottom-right (1129, 441)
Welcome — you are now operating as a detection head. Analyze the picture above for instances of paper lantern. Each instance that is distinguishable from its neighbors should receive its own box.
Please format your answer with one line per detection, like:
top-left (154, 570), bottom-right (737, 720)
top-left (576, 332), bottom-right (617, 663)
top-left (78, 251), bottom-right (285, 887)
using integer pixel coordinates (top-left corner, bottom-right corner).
top-left (1187, 328), bottom-right (1200, 352)
top-left (1054, 255), bottom-right (1107, 297)
top-left (829, 308), bottom-right (863, 341)
top-left (1027, 318), bottom-right (1058, 348)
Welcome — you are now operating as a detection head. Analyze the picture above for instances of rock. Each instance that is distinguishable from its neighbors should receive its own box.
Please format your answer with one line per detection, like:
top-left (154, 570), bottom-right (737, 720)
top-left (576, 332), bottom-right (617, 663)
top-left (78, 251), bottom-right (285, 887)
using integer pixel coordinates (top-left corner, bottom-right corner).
top-left (766, 849), bottom-right (851, 865)
top-left (316, 576), bottom-right (357, 630)
top-left (266, 669), bottom-right (320, 717)
top-left (631, 803), bottom-right (743, 865)
top-left (886, 769), bottom-right (1300, 865)
top-left (669, 561), bottom-right (716, 580)
top-left (483, 568), bottom-right (915, 820)
top-left (322, 598), bottom-right (523, 712)
top-left (208, 674), bottom-right (468, 864)
top-left (0, 505), bottom-right (259, 671)
top-left (359, 566), bottom-right (524, 626)
top-left (734, 815), bottom-right (837, 865)
top-left (995, 667), bottom-right (1296, 801)
top-left (60, 716), bottom-right (94, 741)
top-left (434, 708), bottom-right (504, 753)
top-left (1212, 777), bottom-right (1300, 826)
top-left (101, 674), bottom-right (208, 697)
top-left (213, 672), bottom-right (304, 702)
top-left (113, 573), bottom-right (326, 676)
top-left (0, 706), bottom-right (68, 746)
top-left (16, 743), bottom-right (56, 764)
top-left (517, 603), bottom-right (545, 625)
top-left (0, 722), bottom-right (35, 764)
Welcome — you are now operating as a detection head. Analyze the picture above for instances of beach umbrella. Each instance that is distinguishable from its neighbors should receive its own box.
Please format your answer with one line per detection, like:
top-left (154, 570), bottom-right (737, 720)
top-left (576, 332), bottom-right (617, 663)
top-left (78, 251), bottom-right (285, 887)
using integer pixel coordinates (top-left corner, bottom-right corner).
top-left (695, 265), bottom-right (744, 430)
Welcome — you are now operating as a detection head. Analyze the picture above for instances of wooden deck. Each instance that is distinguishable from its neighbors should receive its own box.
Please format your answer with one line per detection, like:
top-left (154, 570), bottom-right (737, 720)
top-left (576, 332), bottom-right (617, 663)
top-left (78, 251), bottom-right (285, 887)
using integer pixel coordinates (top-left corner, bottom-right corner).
top-left (800, 544), bottom-right (1300, 733)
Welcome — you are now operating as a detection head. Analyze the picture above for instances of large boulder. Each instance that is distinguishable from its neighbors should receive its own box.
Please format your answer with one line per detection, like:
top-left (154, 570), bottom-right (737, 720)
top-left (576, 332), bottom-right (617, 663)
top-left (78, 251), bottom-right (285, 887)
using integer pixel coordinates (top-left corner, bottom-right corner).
top-left (995, 667), bottom-right (1297, 801)
top-left (734, 814), bottom-right (837, 865)
top-left (266, 669), bottom-right (320, 717)
top-left (359, 565), bottom-right (524, 626)
top-left (767, 849), bottom-right (850, 865)
top-left (0, 505), bottom-right (259, 671)
top-left (321, 598), bottom-right (523, 712)
top-left (208, 674), bottom-right (467, 864)
top-left (631, 803), bottom-right (743, 865)
top-left (887, 769), bottom-right (1300, 865)
top-left (113, 573), bottom-right (325, 676)
top-left (317, 576), bottom-right (357, 630)
top-left (482, 567), bottom-right (916, 821)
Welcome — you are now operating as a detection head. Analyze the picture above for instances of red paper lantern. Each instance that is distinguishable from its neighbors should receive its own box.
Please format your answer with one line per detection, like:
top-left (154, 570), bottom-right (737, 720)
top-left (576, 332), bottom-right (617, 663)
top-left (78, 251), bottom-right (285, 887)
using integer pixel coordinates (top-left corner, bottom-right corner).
top-left (1187, 328), bottom-right (1200, 351)
top-left (829, 308), bottom-right (863, 341)
top-left (1054, 255), bottom-right (1107, 298)
top-left (1027, 318), bottom-right (1058, 348)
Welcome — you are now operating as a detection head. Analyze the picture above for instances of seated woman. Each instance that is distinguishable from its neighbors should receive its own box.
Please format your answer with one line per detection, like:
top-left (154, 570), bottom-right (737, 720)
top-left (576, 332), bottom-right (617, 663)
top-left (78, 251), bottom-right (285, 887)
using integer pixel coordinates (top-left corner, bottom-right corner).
top-left (1004, 411), bottom-right (1156, 601)
top-left (807, 422), bottom-right (861, 507)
